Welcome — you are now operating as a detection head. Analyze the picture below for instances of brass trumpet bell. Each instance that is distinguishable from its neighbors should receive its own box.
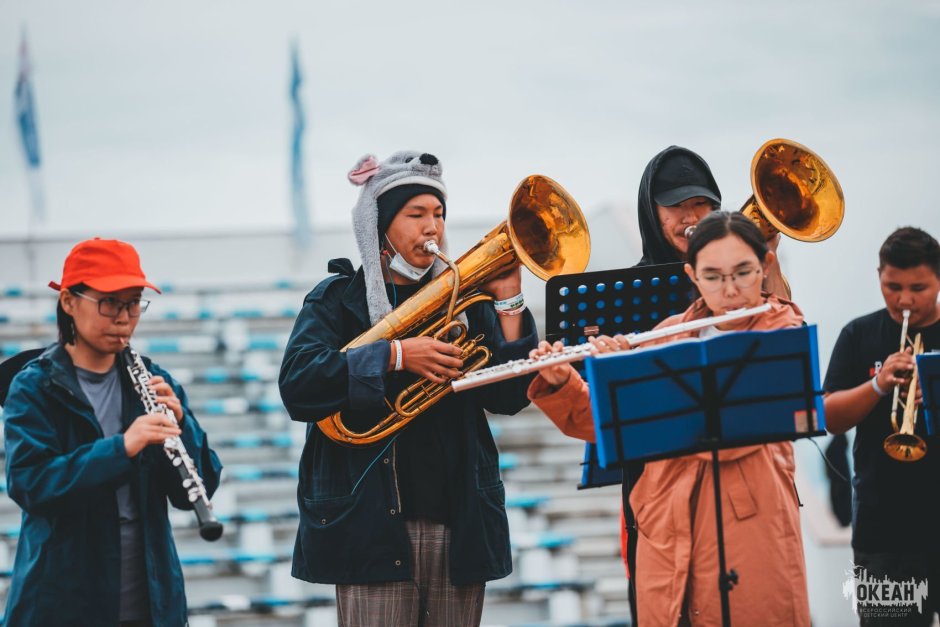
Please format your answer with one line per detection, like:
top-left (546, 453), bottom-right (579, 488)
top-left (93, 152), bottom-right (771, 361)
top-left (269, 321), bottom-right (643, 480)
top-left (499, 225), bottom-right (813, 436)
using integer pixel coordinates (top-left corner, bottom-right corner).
top-left (884, 328), bottom-right (927, 462)
top-left (741, 139), bottom-right (845, 242)
top-left (883, 433), bottom-right (927, 462)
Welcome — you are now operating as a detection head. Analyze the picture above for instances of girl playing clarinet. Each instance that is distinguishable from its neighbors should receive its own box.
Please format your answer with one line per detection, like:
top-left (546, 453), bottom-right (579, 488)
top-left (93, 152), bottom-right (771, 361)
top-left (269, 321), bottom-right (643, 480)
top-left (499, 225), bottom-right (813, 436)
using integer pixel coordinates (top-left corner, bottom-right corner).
top-left (2, 238), bottom-right (222, 626)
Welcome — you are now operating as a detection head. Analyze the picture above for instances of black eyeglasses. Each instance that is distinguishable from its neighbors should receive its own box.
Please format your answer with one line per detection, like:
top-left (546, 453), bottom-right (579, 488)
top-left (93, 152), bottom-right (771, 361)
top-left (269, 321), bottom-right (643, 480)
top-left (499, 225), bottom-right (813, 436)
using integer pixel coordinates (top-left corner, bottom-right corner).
top-left (73, 291), bottom-right (150, 318)
top-left (695, 266), bottom-right (762, 293)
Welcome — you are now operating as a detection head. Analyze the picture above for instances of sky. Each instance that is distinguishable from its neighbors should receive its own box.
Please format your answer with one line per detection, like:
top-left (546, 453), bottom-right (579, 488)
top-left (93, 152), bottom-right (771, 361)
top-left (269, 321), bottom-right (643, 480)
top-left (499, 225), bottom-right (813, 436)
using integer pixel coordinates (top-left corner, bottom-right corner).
top-left (1, 0), bottom-right (939, 358)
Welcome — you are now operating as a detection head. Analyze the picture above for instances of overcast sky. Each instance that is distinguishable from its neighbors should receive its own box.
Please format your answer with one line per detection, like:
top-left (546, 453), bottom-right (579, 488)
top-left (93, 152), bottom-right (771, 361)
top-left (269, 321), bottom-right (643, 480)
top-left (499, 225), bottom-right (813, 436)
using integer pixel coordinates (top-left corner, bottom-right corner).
top-left (1, 0), bottom-right (938, 354)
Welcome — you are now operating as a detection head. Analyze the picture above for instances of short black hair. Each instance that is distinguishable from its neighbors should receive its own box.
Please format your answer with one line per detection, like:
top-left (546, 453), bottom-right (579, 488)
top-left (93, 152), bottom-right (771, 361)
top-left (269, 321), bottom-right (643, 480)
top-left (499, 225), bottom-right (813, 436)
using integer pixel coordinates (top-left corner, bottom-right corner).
top-left (57, 284), bottom-right (88, 345)
top-left (878, 227), bottom-right (940, 277)
top-left (686, 211), bottom-right (768, 268)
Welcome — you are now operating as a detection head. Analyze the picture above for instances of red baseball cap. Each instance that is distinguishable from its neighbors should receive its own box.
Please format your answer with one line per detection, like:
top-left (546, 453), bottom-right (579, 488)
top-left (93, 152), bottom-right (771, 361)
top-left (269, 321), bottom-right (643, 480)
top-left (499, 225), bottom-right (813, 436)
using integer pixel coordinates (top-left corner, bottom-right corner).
top-left (49, 238), bottom-right (162, 294)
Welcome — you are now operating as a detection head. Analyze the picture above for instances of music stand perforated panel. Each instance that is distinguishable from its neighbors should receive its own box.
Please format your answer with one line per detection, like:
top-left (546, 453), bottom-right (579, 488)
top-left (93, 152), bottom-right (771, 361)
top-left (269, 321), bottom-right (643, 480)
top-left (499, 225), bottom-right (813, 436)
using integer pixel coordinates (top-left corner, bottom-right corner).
top-left (545, 263), bottom-right (696, 346)
top-left (544, 263), bottom-right (697, 488)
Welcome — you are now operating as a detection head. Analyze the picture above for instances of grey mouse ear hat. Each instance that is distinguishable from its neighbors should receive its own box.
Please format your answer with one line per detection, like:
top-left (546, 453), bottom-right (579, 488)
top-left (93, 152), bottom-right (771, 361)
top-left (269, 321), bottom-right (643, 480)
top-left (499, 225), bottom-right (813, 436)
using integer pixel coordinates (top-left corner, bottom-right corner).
top-left (348, 150), bottom-right (450, 325)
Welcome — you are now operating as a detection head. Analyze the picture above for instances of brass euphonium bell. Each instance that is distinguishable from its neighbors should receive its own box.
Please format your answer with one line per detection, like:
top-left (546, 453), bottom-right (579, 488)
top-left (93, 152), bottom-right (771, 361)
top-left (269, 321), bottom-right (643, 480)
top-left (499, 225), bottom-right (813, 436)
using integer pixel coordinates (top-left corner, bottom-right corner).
top-left (683, 139), bottom-right (845, 248)
top-left (741, 139), bottom-right (845, 242)
top-left (316, 175), bottom-right (591, 446)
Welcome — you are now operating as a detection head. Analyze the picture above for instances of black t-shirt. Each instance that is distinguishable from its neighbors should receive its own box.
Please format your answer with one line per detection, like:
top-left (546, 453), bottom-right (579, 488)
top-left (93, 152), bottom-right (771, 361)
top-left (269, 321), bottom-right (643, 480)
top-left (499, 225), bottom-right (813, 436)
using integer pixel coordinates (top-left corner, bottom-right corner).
top-left (823, 309), bottom-right (940, 552)
top-left (384, 280), bottom-right (457, 524)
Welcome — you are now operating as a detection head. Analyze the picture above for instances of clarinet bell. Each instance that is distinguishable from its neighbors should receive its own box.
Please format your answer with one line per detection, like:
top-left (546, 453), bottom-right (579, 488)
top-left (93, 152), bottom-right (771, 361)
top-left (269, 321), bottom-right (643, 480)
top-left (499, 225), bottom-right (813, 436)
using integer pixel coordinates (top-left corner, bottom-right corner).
top-left (199, 521), bottom-right (224, 542)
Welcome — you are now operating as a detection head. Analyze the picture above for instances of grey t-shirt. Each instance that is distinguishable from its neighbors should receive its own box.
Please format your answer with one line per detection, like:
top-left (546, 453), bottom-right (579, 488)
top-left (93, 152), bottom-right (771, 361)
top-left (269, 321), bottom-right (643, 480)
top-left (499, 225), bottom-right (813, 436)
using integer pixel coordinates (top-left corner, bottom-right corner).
top-left (75, 365), bottom-right (149, 621)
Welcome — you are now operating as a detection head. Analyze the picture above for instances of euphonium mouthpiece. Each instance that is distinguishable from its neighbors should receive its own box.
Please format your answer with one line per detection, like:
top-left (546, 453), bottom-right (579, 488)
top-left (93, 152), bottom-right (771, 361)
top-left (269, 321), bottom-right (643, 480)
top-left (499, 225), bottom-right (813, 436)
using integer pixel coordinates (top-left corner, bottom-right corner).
top-left (684, 225), bottom-right (696, 240)
top-left (424, 240), bottom-right (440, 254)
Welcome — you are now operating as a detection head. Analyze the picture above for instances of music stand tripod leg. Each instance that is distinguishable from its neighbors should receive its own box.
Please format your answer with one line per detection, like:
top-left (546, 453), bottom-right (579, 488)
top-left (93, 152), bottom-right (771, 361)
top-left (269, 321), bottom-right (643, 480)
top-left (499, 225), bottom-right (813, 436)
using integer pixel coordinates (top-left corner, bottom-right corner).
top-left (710, 447), bottom-right (738, 627)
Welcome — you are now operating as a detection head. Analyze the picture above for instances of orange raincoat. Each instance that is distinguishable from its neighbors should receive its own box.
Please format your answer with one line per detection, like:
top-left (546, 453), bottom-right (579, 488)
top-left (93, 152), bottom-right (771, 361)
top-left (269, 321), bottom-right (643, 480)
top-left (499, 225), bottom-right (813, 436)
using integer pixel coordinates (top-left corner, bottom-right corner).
top-left (528, 295), bottom-right (811, 626)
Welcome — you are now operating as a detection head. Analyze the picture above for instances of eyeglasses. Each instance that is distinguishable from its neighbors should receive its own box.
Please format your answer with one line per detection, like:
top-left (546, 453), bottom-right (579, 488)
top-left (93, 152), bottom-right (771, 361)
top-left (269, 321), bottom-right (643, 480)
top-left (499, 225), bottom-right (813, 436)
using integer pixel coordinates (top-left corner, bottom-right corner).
top-left (72, 291), bottom-right (150, 318)
top-left (695, 267), bottom-right (762, 293)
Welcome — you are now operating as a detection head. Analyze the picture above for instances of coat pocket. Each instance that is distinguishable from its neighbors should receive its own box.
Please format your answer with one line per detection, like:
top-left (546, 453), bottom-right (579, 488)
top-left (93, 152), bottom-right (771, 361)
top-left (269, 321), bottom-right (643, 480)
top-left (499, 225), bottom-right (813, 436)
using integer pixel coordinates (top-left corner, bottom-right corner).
top-left (726, 460), bottom-right (758, 521)
top-left (478, 480), bottom-right (506, 510)
top-left (476, 460), bottom-right (503, 491)
top-left (634, 500), bottom-right (675, 545)
top-left (301, 492), bottom-right (358, 529)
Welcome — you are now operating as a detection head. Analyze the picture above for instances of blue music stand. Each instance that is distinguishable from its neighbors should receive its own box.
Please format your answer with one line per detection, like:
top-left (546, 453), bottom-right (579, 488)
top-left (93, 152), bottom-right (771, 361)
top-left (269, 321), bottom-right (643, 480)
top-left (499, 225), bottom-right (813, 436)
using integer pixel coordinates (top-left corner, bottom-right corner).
top-left (584, 325), bottom-right (825, 627)
top-left (545, 263), bottom-right (696, 488)
top-left (586, 325), bottom-right (825, 465)
top-left (917, 351), bottom-right (940, 436)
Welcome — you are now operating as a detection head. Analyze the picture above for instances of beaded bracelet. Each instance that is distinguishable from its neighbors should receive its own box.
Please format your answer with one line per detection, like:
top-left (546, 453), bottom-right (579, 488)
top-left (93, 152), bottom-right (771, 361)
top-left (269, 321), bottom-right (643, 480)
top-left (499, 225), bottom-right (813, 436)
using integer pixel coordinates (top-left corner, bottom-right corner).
top-left (494, 293), bottom-right (524, 312)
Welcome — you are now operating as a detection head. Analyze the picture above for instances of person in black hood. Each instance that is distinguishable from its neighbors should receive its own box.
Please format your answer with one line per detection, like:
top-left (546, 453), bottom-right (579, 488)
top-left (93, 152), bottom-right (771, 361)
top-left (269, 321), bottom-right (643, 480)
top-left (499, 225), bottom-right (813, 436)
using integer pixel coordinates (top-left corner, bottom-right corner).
top-left (638, 145), bottom-right (789, 296)
top-left (637, 146), bottom-right (721, 265)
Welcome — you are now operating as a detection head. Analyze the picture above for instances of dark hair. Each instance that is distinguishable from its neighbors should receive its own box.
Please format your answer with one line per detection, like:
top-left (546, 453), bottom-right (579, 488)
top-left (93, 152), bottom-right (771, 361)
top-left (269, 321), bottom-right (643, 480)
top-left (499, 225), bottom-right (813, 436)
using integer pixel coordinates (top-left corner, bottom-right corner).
top-left (686, 211), bottom-right (769, 268)
top-left (57, 284), bottom-right (87, 345)
top-left (878, 227), bottom-right (940, 277)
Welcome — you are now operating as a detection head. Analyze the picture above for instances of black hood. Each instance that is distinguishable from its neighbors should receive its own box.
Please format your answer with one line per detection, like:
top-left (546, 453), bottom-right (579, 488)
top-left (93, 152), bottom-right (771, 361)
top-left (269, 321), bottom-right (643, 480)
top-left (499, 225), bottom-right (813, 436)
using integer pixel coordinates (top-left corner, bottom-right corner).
top-left (0, 347), bottom-right (44, 406)
top-left (636, 146), bottom-right (721, 266)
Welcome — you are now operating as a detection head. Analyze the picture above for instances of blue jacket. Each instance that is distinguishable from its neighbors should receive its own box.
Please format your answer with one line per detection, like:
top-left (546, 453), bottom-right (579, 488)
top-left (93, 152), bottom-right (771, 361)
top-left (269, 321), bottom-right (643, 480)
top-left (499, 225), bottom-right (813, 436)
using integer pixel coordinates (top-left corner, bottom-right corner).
top-left (279, 259), bottom-right (537, 585)
top-left (2, 343), bottom-right (223, 626)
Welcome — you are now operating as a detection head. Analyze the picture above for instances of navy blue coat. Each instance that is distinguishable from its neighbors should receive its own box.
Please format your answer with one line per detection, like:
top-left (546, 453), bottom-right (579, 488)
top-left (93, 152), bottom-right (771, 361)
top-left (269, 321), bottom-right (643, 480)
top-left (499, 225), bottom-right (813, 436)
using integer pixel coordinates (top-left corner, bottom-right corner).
top-left (2, 343), bottom-right (223, 626)
top-left (279, 260), bottom-right (537, 585)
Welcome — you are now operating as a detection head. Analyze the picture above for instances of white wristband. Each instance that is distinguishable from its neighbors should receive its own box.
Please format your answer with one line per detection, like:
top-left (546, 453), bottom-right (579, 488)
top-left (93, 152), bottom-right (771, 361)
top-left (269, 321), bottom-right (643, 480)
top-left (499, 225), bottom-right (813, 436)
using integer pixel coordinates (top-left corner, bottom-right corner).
top-left (392, 339), bottom-right (404, 371)
top-left (494, 293), bottom-right (524, 311)
top-left (497, 303), bottom-right (527, 317)
top-left (871, 375), bottom-right (888, 397)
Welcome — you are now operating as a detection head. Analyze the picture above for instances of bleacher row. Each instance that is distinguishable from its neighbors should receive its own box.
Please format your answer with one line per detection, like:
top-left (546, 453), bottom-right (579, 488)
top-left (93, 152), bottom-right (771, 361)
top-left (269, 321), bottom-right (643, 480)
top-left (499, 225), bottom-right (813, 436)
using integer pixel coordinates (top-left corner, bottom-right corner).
top-left (0, 282), bottom-right (631, 626)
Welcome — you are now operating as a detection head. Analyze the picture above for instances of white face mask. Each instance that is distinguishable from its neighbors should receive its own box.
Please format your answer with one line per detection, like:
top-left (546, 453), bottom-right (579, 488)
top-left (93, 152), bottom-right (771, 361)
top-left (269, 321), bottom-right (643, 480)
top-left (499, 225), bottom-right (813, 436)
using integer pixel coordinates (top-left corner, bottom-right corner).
top-left (385, 236), bottom-right (433, 281)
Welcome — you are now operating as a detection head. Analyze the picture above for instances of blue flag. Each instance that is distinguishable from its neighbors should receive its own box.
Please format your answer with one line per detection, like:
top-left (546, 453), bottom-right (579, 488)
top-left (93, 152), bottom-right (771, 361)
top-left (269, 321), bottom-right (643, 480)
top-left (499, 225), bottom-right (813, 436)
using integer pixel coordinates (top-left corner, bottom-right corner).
top-left (290, 41), bottom-right (311, 248)
top-left (14, 29), bottom-right (44, 224)
top-left (14, 34), bottom-right (40, 169)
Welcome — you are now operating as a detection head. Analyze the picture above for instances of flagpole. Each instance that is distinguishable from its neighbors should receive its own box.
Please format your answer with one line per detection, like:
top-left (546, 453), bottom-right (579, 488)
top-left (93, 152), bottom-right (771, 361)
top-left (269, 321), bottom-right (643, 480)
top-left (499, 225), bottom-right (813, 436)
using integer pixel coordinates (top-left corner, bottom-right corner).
top-left (289, 39), bottom-right (312, 274)
top-left (15, 26), bottom-right (44, 302)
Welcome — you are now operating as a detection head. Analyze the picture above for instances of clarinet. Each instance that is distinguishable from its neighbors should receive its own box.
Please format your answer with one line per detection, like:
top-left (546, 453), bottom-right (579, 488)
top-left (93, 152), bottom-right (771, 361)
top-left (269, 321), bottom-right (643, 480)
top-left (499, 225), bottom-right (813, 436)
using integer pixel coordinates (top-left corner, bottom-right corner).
top-left (124, 347), bottom-right (224, 541)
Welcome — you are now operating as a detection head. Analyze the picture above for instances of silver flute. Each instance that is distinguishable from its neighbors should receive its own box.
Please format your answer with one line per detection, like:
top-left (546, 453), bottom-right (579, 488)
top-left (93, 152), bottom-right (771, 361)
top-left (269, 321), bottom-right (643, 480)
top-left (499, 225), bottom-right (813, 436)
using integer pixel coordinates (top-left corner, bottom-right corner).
top-left (125, 347), bottom-right (223, 541)
top-left (451, 304), bottom-right (771, 392)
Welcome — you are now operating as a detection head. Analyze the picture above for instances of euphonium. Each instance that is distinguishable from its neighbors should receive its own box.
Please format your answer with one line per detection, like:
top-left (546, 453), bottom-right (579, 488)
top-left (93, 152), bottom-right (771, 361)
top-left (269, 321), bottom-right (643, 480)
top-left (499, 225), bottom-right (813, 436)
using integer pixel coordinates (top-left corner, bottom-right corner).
top-left (316, 174), bottom-right (591, 446)
top-left (741, 138), bottom-right (844, 242)
top-left (883, 309), bottom-right (927, 462)
top-left (685, 139), bottom-right (845, 243)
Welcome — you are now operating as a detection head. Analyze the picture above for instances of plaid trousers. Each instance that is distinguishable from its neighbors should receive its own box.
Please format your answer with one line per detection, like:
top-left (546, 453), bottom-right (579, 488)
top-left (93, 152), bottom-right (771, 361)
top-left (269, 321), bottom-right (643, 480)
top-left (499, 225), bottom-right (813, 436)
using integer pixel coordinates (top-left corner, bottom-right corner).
top-left (336, 518), bottom-right (486, 627)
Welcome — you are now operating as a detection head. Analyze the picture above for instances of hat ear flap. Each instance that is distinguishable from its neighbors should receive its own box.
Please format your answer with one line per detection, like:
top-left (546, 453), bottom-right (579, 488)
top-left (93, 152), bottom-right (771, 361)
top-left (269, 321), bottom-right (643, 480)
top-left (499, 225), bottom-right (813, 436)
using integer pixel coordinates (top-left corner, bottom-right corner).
top-left (348, 154), bottom-right (380, 186)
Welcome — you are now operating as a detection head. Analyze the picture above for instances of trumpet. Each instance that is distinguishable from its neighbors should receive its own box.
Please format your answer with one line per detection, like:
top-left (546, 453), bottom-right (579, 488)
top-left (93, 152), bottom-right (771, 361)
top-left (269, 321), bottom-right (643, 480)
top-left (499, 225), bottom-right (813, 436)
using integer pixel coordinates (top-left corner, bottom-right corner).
top-left (452, 304), bottom-right (770, 392)
top-left (883, 309), bottom-right (927, 462)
